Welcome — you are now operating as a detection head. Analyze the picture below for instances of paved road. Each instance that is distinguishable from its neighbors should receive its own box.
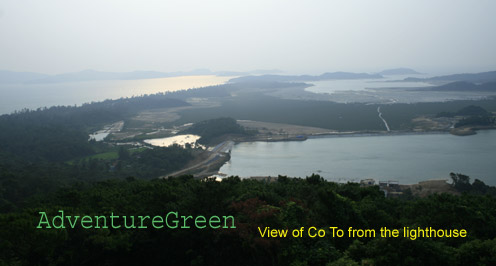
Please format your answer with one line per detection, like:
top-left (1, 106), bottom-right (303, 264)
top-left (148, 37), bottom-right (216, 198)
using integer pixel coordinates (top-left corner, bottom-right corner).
top-left (162, 140), bottom-right (234, 178)
top-left (377, 106), bottom-right (390, 132)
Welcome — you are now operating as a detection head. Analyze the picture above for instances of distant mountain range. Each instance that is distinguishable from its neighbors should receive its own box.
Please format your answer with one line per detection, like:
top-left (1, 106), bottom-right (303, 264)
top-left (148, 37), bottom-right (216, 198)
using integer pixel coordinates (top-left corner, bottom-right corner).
top-left (0, 69), bottom-right (283, 84)
top-left (229, 72), bottom-right (384, 83)
top-left (4, 68), bottom-right (495, 86)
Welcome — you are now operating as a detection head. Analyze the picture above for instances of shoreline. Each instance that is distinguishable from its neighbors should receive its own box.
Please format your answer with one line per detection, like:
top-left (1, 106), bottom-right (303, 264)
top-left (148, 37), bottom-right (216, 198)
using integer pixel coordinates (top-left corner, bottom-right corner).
top-left (209, 128), bottom-right (496, 185)
top-left (214, 174), bottom-right (456, 192)
top-left (232, 129), bottom-right (452, 144)
top-left (171, 124), bottom-right (496, 181)
top-left (232, 126), bottom-right (496, 144)
top-left (450, 125), bottom-right (496, 136)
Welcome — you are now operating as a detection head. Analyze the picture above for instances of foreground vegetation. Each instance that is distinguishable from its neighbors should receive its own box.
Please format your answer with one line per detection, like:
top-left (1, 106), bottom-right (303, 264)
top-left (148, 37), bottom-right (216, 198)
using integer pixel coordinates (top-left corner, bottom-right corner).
top-left (1, 174), bottom-right (496, 265)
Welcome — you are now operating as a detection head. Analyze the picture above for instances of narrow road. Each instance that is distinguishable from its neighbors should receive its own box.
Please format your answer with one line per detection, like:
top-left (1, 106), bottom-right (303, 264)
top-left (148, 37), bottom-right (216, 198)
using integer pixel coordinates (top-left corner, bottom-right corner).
top-left (377, 106), bottom-right (390, 132)
top-left (162, 141), bottom-right (234, 178)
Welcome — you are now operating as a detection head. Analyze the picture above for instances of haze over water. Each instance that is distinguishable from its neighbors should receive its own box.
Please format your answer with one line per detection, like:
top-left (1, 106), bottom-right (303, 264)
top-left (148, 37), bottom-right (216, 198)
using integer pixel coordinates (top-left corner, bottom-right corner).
top-left (0, 75), bottom-right (231, 114)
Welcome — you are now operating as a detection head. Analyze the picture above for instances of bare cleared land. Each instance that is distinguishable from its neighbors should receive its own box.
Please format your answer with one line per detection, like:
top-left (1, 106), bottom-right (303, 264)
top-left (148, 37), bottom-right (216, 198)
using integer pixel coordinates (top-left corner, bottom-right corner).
top-left (237, 120), bottom-right (335, 136)
top-left (400, 179), bottom-right (459, 197)
top-left (411, 116), bottom-right (454, 132)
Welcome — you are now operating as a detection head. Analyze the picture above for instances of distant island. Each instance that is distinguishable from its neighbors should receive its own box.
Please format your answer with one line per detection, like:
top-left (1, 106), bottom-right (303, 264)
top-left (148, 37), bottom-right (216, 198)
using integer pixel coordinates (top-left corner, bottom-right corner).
top-left (229, 72), bottom-right (383, 83)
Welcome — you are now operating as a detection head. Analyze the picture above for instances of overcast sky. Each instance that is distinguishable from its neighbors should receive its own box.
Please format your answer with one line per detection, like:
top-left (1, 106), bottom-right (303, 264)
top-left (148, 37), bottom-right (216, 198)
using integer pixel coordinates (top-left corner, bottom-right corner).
top-left (1, 0), bottom-right (495, 75)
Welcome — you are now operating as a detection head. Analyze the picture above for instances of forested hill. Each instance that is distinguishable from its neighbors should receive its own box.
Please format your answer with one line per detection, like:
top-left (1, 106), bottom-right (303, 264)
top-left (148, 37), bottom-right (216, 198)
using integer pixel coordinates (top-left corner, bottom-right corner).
top-left (0, 94), bottom-right (188, 162)
top-left (0, 94), bottom-right (196, 211)
top-left (180, 117), bottom-right (253, 145)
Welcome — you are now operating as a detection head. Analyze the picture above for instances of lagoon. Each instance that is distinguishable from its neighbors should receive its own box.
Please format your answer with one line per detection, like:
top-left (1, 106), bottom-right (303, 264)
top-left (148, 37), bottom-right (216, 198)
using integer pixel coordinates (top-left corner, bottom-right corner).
top-left (219, 130), bottom-right (496, 185)
top-left (144, 134), bottom-right (202, 148)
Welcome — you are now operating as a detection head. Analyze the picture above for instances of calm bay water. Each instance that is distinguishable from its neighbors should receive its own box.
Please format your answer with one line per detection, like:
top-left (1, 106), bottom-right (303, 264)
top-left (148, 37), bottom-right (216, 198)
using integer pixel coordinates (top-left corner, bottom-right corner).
top-left (220, 130), bottom-right (496, 185)
top-left (305, 74), bottom-right (432, 94)
top-left (0, 75), bottom-right (232, 114)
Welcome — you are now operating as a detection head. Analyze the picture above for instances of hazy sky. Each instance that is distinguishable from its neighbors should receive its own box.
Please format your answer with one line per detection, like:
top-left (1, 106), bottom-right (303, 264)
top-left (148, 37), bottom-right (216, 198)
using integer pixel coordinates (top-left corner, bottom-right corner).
top-left (1, 0), bottom-right (495, 75)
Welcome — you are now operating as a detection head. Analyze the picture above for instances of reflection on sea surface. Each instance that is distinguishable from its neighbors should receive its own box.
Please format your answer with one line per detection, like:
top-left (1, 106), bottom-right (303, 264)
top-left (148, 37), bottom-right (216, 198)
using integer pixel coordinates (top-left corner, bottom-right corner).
top-left (0, 75), bottom-right (232, 114)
